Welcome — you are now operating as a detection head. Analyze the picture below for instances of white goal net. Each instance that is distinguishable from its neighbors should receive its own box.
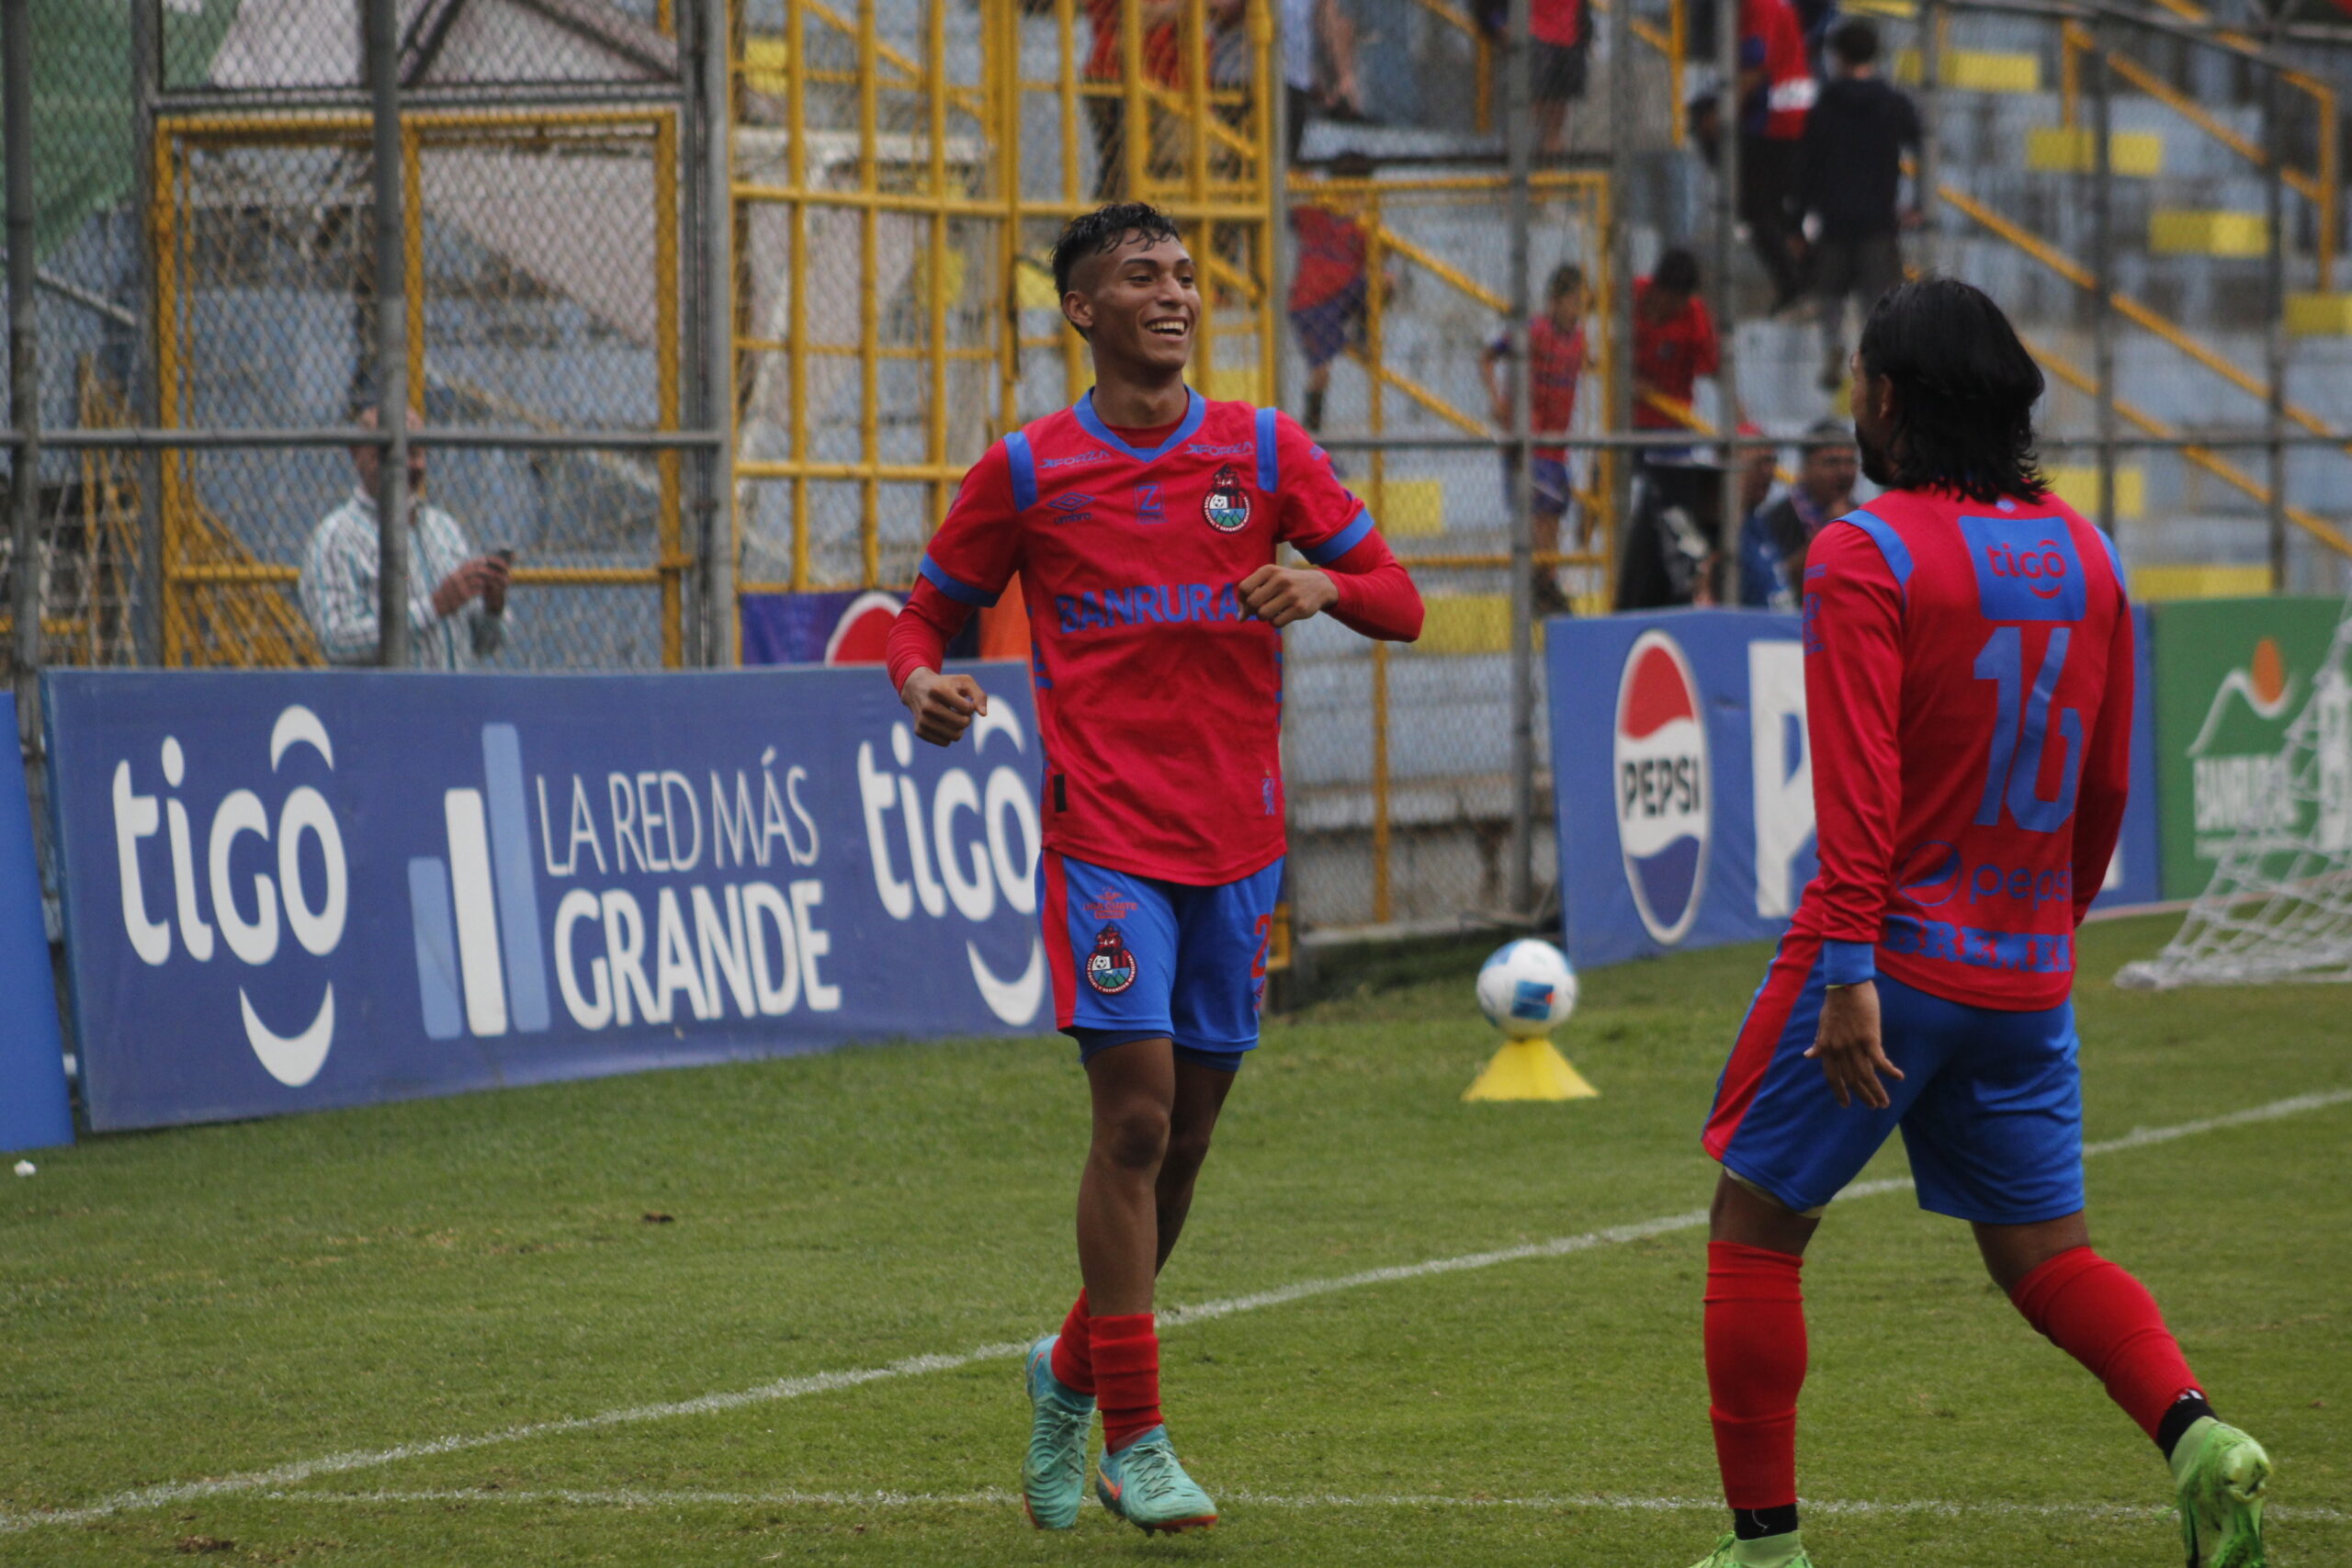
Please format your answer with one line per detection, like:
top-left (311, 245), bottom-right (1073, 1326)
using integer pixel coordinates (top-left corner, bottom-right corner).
top-left (2118, 598), bottom-right (2352, 989)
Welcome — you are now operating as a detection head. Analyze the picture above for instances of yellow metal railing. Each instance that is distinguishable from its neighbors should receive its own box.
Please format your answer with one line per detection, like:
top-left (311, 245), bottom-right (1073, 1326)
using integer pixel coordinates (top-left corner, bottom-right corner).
top-left (732, 0), bottom-right (1281, 596)
top-left (2056, 19), bottom-right (2336, 288)
top-left (152, 107), bottom-right (684, 666)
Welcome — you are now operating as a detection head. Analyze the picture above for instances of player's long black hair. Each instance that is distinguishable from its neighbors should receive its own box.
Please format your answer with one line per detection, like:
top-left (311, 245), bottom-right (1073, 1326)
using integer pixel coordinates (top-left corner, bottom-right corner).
top-left (1856, 277), bottom-right (2048, 503)
top-left (1051, 201), bottom-right (1183, 300)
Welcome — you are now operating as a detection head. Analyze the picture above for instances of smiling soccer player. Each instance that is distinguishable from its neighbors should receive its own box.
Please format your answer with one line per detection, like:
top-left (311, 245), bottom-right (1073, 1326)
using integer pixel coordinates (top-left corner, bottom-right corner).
top-left (884, 202), bottom-right (1423, 1535)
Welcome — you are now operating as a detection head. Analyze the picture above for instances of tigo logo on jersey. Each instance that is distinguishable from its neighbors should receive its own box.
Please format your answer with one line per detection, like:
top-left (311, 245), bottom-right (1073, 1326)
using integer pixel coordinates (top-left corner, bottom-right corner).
top-left (1614, 630), bottom-right (1710, 944)
top-left (1960, 514), bottom-right (2086, 622)
top-left (1202, 466), bottom-right (1250, 533)
top-left (1086, 923), bottom-right (1138, 993)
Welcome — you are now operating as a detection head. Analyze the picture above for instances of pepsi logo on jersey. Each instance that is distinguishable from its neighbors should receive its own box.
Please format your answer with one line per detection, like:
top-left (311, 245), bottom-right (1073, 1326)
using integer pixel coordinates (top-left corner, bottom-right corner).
top-left (1613, 630), bottom-right (1711, 944)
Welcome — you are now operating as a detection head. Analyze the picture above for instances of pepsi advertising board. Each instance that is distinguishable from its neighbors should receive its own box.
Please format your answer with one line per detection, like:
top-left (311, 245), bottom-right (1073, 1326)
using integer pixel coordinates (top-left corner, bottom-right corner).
top-left (1547, 609), bottom-right (2161, 972)
top-left (43, 666), bottom-right (1048, 1132)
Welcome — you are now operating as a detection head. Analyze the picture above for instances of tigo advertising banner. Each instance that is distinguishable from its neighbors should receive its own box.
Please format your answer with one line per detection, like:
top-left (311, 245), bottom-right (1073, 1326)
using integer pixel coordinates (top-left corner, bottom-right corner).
top-left (44, 667), bottom-right (1047, 1132)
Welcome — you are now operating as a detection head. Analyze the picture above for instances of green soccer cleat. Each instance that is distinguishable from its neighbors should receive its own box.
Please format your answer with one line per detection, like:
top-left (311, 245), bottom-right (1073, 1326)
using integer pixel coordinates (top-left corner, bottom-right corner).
top-left (1685, 1531), bottom-right (1815, 1568)
top-left (1020, 1335), bottom-right (1094, 1529)
top-left (2173, 1418), bottom-right (2270, 1568)
top-left (1094, 1425), bottom-right (1217, 1535)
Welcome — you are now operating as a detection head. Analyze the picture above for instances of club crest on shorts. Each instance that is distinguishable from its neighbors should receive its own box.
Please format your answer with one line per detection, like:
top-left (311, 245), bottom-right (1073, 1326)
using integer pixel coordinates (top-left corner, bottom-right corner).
top-left (1202, 465), bottom-right (1250, 534)
top-left (1086, 923), bottom-right (1138, 994)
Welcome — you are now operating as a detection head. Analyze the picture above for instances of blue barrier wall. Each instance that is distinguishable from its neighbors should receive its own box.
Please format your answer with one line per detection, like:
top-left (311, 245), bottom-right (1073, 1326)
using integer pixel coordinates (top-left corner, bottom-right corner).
top-left (1548, 608), bottom-right (2161, 972)
top-left (45, 666), bottom-right (1048, 1132)
top-left (0, 695), bottom-right (73, 1153)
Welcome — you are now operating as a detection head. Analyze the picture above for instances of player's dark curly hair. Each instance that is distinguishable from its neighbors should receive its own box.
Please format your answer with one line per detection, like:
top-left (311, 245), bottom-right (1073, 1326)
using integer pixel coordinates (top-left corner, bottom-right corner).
top-left (1857, 277), bottom-right (2048, 503)
top-left (1050, 201), bottom-right (1183, 303)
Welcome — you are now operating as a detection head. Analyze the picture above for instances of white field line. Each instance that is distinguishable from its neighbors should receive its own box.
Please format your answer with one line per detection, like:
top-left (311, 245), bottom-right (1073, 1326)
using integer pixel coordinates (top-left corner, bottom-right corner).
top-left (4, 1085), bottom-right (2346, 1536)
top-left (209, 1485), bottom-right (2352, 1527)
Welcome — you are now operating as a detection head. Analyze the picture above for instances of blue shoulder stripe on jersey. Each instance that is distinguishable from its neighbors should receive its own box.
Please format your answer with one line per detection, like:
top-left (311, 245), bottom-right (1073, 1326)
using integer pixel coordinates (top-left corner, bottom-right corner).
top-left (1255, 406), bottom-right (1280, 491)
top-left (1303, 507), bottom-right (1374, 565)
top-left (1004, 431), bottom-right (1038, 512)
top-left (919, 555), bottom-right (999, 608)
top-left (1071, 387), bottom-right (1208, 464)
top-left (1837, 508), bottom-right (1914, 598)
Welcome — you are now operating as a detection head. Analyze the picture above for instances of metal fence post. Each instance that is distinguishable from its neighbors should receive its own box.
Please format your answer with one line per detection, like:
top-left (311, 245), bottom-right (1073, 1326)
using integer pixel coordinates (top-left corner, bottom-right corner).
top-left (2262, 21), bottom-right (2288, 592)
top-left (130, 0), bottom-right (162, 667)
top-left (1608, 0), bottom-right (1636, 576)
top-left (1505, 0), bottom-right (1535, 918)
top-left (6, 0), bottom-right (40, 747)
top-left (1918, 0), bottom-right (1942, 275)
top-left (365, 0), bottom-right (411, 669)
top-left (2090, 15), bottom-right (2115, 538)
top-left (1713, 0), bottom-right (1741, 606)
top-left (701, 0), bottom-right (737, 666)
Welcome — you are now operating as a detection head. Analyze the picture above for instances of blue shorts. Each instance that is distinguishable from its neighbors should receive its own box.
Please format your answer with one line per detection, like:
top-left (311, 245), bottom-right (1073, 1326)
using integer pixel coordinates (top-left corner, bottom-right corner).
top-left (1041, 850), bottom-right (1283, 1070)
top-left (1701, 931), bottom-right (2085, 1224)
top-left (1502, 452), bottom-right (1573, 519)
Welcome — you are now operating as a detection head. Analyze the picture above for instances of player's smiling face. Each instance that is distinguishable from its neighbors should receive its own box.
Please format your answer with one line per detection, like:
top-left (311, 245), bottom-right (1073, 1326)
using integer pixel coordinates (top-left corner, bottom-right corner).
top-left (1068, 234), bottom-right (1198, 378)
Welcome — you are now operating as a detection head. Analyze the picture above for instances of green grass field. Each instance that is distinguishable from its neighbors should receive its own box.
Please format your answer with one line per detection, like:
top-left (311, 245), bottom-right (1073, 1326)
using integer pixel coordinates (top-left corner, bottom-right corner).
top-left (2, 912), bottom-right (2346, 1566)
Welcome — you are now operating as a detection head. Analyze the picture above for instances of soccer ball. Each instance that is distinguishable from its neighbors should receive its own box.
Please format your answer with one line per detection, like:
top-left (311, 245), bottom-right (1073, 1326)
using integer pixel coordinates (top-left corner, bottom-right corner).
top-left (1476, 939), bottom-right (1579, 1040)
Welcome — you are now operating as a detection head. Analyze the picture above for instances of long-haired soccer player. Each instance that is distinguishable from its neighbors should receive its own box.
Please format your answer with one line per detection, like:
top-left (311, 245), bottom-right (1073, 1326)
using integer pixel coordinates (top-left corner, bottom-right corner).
top-left (1684, 278), bottom-right (2271, 1568)
top-left (884, 203), bottom-right (1423, 1534)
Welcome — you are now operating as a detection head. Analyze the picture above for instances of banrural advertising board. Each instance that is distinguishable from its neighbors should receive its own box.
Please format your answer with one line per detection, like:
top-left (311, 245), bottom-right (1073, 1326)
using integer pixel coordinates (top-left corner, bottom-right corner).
top-left (44, 666), bottom-right (1049, 1132)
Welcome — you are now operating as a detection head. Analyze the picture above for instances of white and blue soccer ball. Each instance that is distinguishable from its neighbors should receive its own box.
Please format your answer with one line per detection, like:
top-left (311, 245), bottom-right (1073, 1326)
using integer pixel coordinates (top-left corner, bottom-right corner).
top-left (1476, 939), bottom-right (1579, 1040)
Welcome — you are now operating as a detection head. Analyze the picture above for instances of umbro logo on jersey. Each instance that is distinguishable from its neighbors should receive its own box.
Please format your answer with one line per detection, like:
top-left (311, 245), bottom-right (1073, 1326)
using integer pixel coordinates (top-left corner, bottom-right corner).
top-left (1041, 449), bottom-right (1114, 469)
top-left (1047, 493), bottom-right (1094, 525)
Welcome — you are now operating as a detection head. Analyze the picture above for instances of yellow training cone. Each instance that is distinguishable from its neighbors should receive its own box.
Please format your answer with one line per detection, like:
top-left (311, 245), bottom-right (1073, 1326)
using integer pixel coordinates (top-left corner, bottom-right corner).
top-left (1463, 1036), bottom-right (1600, 1101)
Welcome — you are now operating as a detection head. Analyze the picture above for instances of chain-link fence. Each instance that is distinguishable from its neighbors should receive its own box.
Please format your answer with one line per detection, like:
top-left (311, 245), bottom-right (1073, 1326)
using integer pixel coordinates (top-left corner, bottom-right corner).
top-left (4, 0), bottom-right (722, 685)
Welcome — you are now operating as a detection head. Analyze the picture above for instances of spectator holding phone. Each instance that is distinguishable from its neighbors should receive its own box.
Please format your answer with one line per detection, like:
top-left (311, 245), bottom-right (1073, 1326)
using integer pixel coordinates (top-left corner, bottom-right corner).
top-left (299, 400), bottom-right (511, 669)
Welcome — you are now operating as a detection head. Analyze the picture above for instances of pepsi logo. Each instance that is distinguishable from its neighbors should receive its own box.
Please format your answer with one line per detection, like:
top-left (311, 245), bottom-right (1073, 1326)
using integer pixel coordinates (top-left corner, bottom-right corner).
top-left (1613, 630), bottom-right (1709, 944)
top-left (823, 590), bottom-right (902, 664)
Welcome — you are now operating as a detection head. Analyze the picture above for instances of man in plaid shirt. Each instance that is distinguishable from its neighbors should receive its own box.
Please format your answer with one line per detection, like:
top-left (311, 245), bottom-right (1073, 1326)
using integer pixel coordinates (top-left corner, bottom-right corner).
top-left (298, 403), bottom-right (511, 669)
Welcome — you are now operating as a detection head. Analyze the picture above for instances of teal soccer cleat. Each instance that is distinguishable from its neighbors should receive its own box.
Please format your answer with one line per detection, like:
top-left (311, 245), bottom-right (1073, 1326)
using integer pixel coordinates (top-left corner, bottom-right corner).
top-left (1094, 1426), bottom-right (1217, 1535)
top-left (1021, 1335), bottom-right (1094, 1529)
top-left (2173, 1418), bottom-right (2270, 1568)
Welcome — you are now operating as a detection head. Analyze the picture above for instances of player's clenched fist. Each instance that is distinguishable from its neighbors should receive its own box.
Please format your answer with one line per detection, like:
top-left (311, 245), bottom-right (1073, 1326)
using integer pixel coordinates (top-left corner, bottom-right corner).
top-left (1238, 565), bottom-right (1338, 627)
top-left (899, 668), bottom-right (989, 747)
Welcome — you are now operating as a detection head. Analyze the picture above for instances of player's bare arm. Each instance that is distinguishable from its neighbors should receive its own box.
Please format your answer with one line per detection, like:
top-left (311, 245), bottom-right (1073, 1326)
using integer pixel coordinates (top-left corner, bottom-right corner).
top-left (1803, 981), bottom-right (1902, 1111)
top-left (899, 667), bottom-right (989, 747)
top-left (1237, 564), bottom-right (1338, 627)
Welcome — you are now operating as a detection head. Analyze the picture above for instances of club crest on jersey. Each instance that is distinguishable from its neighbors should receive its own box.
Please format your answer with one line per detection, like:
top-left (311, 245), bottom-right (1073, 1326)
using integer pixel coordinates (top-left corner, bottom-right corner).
top-left (1202, 465), bottom-right (1250, 534)
top-left (1085, 923), bottom-right (1138, 994)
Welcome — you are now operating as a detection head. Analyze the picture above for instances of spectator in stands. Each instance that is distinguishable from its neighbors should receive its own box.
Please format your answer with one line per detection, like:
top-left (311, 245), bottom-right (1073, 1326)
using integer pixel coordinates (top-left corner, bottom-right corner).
top-left (1633, 247), bottom-right (1726, 453)
top-left (1737, 418), bottom-right (1855, 608)
top-left (1283, 0), bottom-right (1363, 161)
top-left (1736, 0), bottom-right (1815, 310)
top-left (1476, 0), bottom-right (1586, 155)
top-left (1482, 261), bottom-right (1589, 615)
top-left (1085, 0), bottom-right (1182, 198)
top-left (1288, 150), bottom-right (1379, 434)
top-left (299, 401), bottom-right (509, 669)
top-left (1798, 17), bottom-right (1920, 390)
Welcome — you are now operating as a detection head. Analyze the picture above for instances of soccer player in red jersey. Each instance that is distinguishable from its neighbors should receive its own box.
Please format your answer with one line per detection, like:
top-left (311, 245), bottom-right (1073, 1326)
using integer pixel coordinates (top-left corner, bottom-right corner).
top-left (1685, 279), bottom-right (2270, 1568)
top-left (884, 202), bottom-right (1423, 1535)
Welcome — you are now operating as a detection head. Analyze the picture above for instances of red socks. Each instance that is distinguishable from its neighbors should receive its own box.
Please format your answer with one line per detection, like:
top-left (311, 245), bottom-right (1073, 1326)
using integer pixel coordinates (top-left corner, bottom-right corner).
top-left (2009, 1246), bottom-right (2202, 1441)
top-left (1049, 1290), bottom-right (1094, 1396)
top-left (1704, 1241), bottom-right (1807, 1511)
top-left (1091, 1313), bottom-right (1164, 1452)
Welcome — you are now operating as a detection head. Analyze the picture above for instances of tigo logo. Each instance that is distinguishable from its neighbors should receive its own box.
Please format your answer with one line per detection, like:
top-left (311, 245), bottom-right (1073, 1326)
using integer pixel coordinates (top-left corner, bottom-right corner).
top-left (1614, 630), bottom-right (1710, 944)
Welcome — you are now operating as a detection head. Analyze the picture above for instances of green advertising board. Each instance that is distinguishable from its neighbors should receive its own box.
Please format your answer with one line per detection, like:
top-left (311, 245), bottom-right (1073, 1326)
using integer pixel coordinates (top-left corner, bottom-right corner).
top-left (2149, 595), bottom-right (2344, 899)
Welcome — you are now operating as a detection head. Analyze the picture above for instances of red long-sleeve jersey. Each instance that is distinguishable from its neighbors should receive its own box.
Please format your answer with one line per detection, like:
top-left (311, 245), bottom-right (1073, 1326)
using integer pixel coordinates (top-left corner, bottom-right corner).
top-left (1794, 485), bottom-right (2133, 1010)
top-left (887, 391), bottom-right (1423, 886)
